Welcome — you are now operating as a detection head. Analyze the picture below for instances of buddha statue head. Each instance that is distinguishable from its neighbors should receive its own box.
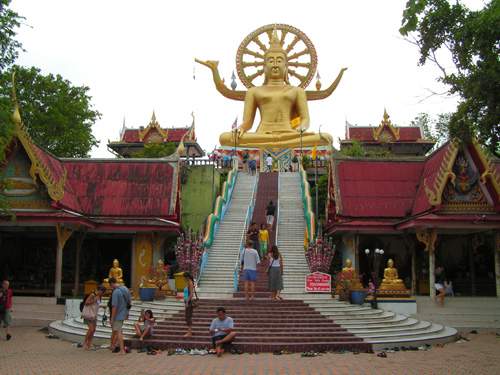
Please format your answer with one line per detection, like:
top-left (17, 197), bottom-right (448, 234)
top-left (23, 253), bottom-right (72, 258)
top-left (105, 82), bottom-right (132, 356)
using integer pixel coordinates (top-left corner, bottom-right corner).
top-left (345, 259), bottom-right (352, 268)
top-left (387, 259), bottom-right (394, 268)
top-left (112, 259), bottom-right (120, 268)
top-left (263, 28), bottom-right (289, 85)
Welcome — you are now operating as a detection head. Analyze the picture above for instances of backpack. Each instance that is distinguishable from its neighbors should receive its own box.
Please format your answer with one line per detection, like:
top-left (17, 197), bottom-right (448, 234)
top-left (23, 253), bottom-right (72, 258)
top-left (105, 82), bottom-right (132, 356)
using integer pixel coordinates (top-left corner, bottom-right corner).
top-left (79, 293), bottom-right (90, 312)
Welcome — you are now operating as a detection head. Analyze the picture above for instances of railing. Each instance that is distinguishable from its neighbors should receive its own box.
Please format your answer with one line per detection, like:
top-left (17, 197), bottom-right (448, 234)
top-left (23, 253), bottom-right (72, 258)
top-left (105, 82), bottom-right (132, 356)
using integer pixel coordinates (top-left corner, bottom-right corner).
top-left (184, 158), bottom-right (229, 168)
top-left (275, 172), bottom-right (281, 247)
top-left (233, 173), bottom-right (258, 292)
top-left (197, 160), bottom-right (238, 284)
top-left (299, 162), bottom-right (316, 245)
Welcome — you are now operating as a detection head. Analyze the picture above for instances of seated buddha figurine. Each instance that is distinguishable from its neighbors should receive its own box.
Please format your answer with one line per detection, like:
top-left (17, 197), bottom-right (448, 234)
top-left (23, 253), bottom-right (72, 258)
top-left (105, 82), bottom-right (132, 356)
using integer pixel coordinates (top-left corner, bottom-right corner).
top-left (219, 30), bottom-right (333, 149)
top-left (103, 259), bottom-right (124, 288)
top-left (336, 259), bottom-right (363, 295)
top-left (146, 259), bottom-right (170, 291)
top-left (379, 259), bottom-right (408, 293)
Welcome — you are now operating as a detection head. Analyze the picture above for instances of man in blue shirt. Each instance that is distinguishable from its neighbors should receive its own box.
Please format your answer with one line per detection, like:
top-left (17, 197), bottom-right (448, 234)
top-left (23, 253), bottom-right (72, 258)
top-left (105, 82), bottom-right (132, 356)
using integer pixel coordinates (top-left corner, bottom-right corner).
top-left (209, 306), bottom-right (236, 357)
top-left (109, 278), bottom-right (131, 354)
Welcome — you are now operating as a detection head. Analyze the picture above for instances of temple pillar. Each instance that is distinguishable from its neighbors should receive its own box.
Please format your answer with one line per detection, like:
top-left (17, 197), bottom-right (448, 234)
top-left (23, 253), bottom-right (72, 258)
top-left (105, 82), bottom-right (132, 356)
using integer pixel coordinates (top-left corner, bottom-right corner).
top-left (416, 229), bottom-right (438, 300)
top-left (342, 234), bottom-right (358, 270)
top-left (55, 224), bottom-right (74, 298)
top-left (152, 233), bottom-right (167, 264)
top-left (495, 233), bottom-right (500, 298)
top-left (72, 231), bottom-right (87, 297)
top-left (131, 233), bottom-right (153, 295)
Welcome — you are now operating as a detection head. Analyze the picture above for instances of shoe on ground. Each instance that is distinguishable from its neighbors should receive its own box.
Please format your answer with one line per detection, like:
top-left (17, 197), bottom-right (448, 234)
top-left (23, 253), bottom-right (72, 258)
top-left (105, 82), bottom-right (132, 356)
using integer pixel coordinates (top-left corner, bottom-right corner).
top-left (6, 334), bottom-right (11, 341)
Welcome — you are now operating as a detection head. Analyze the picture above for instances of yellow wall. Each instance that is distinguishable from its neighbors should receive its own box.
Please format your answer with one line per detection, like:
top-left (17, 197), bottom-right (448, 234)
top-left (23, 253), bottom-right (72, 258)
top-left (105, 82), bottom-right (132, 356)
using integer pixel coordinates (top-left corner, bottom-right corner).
top-left (132, 233), bottom-right (153, 294)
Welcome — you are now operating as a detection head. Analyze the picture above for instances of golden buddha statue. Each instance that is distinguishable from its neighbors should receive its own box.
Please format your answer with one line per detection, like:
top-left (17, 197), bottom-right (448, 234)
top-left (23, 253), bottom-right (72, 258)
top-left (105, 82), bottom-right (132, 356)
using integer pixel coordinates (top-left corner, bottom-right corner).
top-left (378, 259), bottom-right (409, 296)
top-left (196, 24), bottom-right (347, 150)
top-left (103, 259), bottom-right (124, 288)
top-left (145, 259), bottom-right (170, 291)
top-left (336, 259), bottom-right (363, 296)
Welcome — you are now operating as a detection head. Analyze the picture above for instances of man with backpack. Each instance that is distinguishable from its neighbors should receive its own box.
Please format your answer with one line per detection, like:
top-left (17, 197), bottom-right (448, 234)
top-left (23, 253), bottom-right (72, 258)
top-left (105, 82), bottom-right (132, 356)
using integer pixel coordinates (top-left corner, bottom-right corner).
top-left (0, 280), bottom-right (13, 341)
top-left (109, 277), bottom-right (131, 354)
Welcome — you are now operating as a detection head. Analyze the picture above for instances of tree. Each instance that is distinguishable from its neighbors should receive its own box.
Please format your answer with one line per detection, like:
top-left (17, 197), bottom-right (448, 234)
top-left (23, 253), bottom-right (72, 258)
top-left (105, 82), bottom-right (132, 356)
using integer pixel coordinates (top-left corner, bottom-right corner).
top-left (410, 112), bottom-right (451, 148)
top-left (0, 66), bottom-right (101, 157)
top-left (0, 0), bottom-right (24, 71)
top-left (132, 142), bottom-right (177, 158)
top-left (312, 174), bottom-right (328, 222)
top-left (400, 0), bottom-right (500, 156)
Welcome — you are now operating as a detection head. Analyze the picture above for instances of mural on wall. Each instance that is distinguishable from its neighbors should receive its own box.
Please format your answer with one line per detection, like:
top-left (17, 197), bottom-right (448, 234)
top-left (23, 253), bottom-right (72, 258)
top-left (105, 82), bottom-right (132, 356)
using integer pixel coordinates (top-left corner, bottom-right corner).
top-left (442, 150), bottom-right (490, 210)
top-left (1, 145), bottom-right (51, 209)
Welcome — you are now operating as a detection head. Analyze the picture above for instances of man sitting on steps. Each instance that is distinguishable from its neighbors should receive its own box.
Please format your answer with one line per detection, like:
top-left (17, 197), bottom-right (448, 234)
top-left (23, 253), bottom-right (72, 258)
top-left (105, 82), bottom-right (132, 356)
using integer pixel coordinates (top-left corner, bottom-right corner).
top-left (209, 307), bottom-right (237, 357)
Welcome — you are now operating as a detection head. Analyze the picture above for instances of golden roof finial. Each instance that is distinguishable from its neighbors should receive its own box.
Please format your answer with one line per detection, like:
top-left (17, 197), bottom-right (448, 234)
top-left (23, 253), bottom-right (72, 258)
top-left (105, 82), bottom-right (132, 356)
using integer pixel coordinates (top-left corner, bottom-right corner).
top-left (150, 110), bottom-right (158, 125)
top-left (267, 25), bottom-right (284, 54)
top-left (11, 72), bottom-right (22, 126)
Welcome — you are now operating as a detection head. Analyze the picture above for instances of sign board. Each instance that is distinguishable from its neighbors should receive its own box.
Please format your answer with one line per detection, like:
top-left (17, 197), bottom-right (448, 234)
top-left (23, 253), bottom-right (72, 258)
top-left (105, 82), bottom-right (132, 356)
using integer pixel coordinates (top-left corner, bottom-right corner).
top-left (305, 272), bottom-right (331, 293)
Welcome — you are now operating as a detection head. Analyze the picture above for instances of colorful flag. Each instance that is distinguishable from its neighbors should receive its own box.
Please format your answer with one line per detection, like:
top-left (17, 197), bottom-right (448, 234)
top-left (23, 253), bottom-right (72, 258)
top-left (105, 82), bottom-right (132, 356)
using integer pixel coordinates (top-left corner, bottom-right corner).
top-left (311, 146), bottom-right (317, 160)
top-left (291, 116), bottom-right (301, 129)
top-left (231, 116), bottom-right (238, 130)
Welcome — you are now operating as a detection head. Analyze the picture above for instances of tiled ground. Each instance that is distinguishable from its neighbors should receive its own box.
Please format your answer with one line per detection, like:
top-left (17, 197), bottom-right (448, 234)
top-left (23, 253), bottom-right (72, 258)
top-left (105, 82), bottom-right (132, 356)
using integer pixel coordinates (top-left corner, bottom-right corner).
top-left (0, 327), bottom-right (499, 375)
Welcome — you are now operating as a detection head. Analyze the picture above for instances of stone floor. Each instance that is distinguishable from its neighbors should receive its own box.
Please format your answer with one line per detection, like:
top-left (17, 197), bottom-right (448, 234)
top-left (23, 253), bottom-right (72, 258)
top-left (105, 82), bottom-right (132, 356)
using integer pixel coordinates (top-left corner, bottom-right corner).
top-left (0, 327), bottom-right (499, 375)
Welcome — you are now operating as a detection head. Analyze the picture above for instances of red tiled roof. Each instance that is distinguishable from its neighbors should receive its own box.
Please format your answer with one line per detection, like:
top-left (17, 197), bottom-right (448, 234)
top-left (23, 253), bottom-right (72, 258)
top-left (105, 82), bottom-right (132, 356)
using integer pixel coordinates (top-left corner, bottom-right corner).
top-left (335, 160), bottom-right (423, 217)
top-left (346, 126), bottom-right (423, 142)
top-left (121, 128), bottom-right (191, 143)
top-left (59, 160), bottom-right (176, 217)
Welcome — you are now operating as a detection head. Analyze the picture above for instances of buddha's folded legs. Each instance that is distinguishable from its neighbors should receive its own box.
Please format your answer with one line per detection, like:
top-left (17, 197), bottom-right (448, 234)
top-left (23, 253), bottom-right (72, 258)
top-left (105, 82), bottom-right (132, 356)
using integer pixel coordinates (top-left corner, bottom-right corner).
top-left (219, 131), bottom-right (332, 148)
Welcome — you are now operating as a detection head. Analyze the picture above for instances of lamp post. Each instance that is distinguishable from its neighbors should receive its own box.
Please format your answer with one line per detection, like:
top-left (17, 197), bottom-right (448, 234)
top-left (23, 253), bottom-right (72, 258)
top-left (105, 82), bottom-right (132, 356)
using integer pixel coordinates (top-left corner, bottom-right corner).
top-left (364, 247), bottom-right (384, 308)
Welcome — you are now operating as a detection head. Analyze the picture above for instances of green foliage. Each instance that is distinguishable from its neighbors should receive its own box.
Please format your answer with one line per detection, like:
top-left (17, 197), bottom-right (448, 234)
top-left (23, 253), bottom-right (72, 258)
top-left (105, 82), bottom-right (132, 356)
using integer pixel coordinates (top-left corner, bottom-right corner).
top-left (0, 66), bottom-right (101, 157)
top-left (339, 140), bottom-right (365, 157)
top-left (410, 112), bottom-right (451, 148)
top-left (132, 142), bottom-right (176, 158)
top-left (0, 0), bottom-right (24, 71)
top-left (400, 0), bottom-right (500, 156)
top-left (311, 173), bottom-right (328, 222)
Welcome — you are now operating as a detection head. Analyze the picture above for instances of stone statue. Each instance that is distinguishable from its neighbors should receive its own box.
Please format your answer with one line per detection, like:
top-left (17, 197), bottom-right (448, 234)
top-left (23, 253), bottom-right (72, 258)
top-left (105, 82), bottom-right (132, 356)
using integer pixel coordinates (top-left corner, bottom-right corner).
top-left (378, 259), bottom-right (409, 295)
top-left (196, 24), bottom-right (347, 150)
top-left (103, 259), bottom-right (124, 288)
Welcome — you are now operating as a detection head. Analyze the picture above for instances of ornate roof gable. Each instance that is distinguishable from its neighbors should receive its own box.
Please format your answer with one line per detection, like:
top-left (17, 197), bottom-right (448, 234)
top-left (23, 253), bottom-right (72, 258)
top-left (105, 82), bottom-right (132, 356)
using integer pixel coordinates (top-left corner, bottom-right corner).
top-left (9, 89), bottom-right (66, 202)
top-left (372, 109), bottom-right (400, 142)
top-left (138, 111), bottom-right (169, 142)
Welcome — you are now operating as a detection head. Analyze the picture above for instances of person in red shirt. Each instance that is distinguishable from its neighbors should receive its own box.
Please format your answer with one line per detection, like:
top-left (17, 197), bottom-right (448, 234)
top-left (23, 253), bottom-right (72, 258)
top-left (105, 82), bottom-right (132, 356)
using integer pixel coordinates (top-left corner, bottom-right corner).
top-left (0, 280), bottom-right (13, 341)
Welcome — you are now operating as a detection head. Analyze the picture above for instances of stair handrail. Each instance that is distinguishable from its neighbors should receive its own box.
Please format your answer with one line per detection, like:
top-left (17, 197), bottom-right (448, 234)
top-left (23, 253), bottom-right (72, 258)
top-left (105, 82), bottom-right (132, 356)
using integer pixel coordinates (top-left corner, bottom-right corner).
top-left (197, 159), bottom-right (238, 285)
top-left (275, 172), bottom-right (280, 247)
top-left (299, 162), bottom-right (316, 245)
top-left (233, 172), bottom-right (258, 292)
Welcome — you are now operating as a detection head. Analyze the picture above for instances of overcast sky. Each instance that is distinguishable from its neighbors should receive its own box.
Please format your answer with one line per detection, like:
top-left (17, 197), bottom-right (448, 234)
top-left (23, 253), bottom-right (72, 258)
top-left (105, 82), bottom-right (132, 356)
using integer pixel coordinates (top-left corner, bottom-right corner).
top-left (11, 0), bottom-right (480, 157)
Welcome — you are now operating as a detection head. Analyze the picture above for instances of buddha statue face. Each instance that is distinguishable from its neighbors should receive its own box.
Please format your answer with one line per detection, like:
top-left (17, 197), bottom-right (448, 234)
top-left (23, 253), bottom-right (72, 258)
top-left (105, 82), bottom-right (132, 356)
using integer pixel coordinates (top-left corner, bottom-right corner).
top-left (264, 51), bottom-right (287, 82)
top-left (345, 259), bottom-right (352, 268)
top-left (387, 259), bottom-right (394, 268)
top-left (112, 259), bottom-right (120, 268)
top-left (157, 259), bottom-right (164, 267)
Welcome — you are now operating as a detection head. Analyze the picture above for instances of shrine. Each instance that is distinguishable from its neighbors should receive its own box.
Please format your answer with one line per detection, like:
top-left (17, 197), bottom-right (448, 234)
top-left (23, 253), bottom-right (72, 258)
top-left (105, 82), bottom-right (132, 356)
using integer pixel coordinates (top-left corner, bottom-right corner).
top-left (326, 111), bottom-right (500, 298)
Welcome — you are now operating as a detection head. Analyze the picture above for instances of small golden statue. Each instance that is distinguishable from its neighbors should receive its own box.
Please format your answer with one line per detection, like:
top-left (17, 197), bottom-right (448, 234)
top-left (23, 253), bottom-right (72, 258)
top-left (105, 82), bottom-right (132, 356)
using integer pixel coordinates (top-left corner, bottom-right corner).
top-left (196, 24), bottom-right (347, 149)
top-left (103, 259), bottom-right (124, 289)
top-left (336, 259), bottom-right (363, 297)
top-left (378, 259), bottom-right (410, 297)
top-left (141, 259), bottom-right (171, 293)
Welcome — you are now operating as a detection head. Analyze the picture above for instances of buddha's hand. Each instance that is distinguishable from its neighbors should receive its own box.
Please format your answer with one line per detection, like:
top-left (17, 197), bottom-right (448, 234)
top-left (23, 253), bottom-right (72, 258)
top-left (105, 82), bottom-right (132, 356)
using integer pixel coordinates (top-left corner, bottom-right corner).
top-left (237, 128), bottom-right (246, 138)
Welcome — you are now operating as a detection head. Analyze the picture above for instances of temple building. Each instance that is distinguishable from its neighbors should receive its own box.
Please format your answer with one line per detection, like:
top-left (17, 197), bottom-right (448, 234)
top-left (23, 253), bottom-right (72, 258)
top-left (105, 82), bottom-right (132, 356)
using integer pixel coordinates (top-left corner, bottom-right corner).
top-left (326, 111), bottom-right (500, 298)
top-left (107, 112), bottom-right (204, 158)
top-left (0, 111), bottom-right (183, 298)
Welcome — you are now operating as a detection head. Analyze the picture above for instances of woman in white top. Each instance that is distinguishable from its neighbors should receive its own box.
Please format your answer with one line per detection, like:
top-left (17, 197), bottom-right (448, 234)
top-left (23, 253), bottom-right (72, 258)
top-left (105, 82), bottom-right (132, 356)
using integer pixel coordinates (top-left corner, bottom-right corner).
top-left (81, 285), bottom-right (106, 350)
top-left (268, 245), bottom-right (284, 300)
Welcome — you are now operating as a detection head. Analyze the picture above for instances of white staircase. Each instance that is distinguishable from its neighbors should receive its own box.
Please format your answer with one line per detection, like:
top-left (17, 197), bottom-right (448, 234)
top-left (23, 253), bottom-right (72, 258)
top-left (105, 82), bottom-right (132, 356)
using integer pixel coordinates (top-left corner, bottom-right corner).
top-left (276, 172), bottom-right (310, 295)
top-left (197, 173), bottom-right (256, 296)
top-left (276, 171), bottom-right (457, 348)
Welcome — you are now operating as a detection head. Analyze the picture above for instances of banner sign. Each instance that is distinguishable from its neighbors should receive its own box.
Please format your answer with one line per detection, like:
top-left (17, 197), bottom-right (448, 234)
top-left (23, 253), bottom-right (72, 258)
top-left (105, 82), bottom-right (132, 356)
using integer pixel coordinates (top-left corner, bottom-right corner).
top-left (305, 272), bottom-right (331, 293)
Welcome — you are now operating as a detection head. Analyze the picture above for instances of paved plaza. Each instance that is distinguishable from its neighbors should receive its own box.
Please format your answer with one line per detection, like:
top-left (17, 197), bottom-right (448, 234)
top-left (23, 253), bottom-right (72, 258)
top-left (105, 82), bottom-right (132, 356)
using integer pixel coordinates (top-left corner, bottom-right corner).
top-left (0, 327), bottom-right (499, 375)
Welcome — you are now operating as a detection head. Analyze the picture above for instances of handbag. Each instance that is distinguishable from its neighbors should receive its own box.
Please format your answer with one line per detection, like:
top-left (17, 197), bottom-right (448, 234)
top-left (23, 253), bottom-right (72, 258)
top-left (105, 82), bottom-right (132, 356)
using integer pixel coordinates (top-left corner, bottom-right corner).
top-left (191, 287), bottom-right (200, 308)
top-left (266, 258), bottom-right (275, 274)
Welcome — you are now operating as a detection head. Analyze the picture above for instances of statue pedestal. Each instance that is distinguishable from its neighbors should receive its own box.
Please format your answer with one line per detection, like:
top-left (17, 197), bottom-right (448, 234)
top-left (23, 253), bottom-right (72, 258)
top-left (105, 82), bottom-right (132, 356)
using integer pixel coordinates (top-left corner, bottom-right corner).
top-left (261, 148), bottom-right (292, 172)
top-left (375, 297), bottom-right (417, 315)
top-left (377, 287), bottom-right (411, 298)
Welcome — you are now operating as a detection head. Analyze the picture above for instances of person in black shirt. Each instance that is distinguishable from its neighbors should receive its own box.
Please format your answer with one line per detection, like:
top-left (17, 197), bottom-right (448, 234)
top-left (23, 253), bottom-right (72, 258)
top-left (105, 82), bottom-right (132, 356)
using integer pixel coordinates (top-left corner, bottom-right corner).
top-left (246, 222), bottom-right (259, 250)
top-left (265, 201), bottom-right (276, 229)
top-left (435, 266), bottom-right (446, 306)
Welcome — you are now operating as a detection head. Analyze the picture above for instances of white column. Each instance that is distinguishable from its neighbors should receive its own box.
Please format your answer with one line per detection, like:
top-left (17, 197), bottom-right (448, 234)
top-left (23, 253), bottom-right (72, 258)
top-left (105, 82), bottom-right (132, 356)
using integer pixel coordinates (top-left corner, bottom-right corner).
top-left (55, 243), bottom-right (63, 298)
top-left (429, 248), bottom-right (435, 300)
